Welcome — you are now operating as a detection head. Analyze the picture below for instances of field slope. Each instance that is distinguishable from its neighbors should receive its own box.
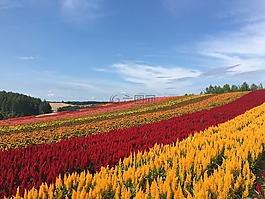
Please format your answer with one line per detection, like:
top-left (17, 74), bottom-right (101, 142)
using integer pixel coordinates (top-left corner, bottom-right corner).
top-left (1, 90), bottom-right (265, 198)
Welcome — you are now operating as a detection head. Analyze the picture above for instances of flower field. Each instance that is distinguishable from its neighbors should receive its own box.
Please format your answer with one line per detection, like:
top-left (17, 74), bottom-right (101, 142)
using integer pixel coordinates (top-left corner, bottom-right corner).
top-left (1, 90), bottom-right (265, 198)
top-left (0, 92), bottom-right (245, 149)
top-left (0, 96), bottom-right (174, 126)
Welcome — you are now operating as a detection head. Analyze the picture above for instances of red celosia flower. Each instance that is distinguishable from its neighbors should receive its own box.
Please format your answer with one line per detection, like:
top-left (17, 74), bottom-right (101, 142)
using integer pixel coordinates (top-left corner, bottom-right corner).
top-left (255, 183), bottom-right (264, 197)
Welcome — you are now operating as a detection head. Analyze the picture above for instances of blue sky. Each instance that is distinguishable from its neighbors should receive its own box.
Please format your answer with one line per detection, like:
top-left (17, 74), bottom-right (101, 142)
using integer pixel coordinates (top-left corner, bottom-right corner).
top-left (1, 0), bottom-right (265, 101)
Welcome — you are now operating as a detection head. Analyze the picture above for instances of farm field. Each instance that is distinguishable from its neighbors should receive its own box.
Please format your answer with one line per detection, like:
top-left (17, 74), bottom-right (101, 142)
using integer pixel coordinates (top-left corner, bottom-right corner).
top-left (1, 90), bottom-right (265, 198)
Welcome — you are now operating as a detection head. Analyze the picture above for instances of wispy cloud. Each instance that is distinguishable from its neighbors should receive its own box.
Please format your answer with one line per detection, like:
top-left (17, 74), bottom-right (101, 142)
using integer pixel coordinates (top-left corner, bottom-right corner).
top-left (201, 64), bottom-right (240, 78)
top-left (112, 62), bottom-right (201, 93)
top-left (0, 0), bottom-right (49, 9)
top-left (47, 91), bottom-right (55, 97)
top-left (215, 0), bottom-right (265, 23)
top-left (198, 1), bottom-right (265, 81)
top-left (0, 0), bottom-right (22, 9)
top-left (61, 0), bottom-right (104, 23)
top-left (17, 56), bottom-right (35, 60)
top-left (144, 53), bottom-right (177, 58)
top-left (163, 0), bottom-right (264, 85)
top-left (200, 23), bottom-right (265, 76)
top-left (92, 67), bottom-right (109, 72)
top-left (0, 0), bottom-right (105, 23)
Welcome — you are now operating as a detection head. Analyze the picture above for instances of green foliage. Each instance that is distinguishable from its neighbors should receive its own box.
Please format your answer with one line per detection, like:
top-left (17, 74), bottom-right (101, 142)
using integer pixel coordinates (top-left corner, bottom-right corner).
top-left (223, 84), bottom-right (231, 93)
top-left (250, 83), bottom-right (259, 91)
top-left (39, 100), bottom-right (52, 114)
top-left (204, 82), bottom-right (263, 94)
top-left (0, 91), bottom-right (52, 120)
top-left (57, 105), bottom-right (81, 112)
top-left (240, 82), bottom-right (250, 91)
top-left (231, 85), bottom-right (239, 92)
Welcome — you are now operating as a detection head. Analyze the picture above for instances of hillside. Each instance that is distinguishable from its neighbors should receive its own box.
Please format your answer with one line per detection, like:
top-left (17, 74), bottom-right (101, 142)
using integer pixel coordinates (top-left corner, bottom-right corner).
top-left (0, 90), bottom-right (265, 198)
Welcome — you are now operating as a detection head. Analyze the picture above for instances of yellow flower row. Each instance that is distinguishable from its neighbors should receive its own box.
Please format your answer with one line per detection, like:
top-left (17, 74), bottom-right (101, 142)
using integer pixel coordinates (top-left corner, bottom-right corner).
top-left (10, 102), bottom-right (265, 198)
top-left (0, 92), bottom-right (245, 150)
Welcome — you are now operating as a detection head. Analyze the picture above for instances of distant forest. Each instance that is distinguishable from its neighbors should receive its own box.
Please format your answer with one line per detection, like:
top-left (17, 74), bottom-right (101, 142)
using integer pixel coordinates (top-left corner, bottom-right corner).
top-left (203, 82), bottom-right (263, 94)
top-left (57, 101), bottom-right (108, 112)
top-left (0, 91), bottom-right (52, 120)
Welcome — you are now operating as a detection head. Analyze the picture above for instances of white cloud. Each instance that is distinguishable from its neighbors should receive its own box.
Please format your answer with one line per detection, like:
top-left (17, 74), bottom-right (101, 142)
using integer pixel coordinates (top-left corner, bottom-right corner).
top-left (17, 56), bottom-right (35, 60)
top-left (64, 81), bottom-right (98, 90)
top-left (199, 22), bottom-right (265, 75)
top-left (92, 67), bottom-right (109, 72)
top-left (202, 22), bottom-right (265, 56)
top-left (47, 91), bottom-right (55, 97)
top-left (62, 0), bottom-right (99, 12)
top-left (0, 0), bottom-right (50, 9)
top-left (61, 0), bottom-right (103, 22)
top-left (0, 0), bottom-right (22, 9)
top-left (112, 62), bottom-right (201, 92)
top-left (10, 70), bottom-right (105, 100)
top-left (0, 0), bottom-right (104, 23)
top-left (216, 0), bottom-right (265, 23)
top-left (163, 0), bottom-right (265, 86)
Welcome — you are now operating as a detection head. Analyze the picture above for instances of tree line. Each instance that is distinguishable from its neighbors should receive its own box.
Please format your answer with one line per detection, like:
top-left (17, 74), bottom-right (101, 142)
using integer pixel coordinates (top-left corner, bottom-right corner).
top-left (203, 82), bottom-right (263, 94)
top-left (0, 91), bottom-right (52, 120)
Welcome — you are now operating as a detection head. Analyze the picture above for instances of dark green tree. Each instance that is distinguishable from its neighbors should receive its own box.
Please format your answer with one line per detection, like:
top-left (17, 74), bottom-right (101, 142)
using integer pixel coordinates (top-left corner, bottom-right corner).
top-left (240, 82), bottom-right (250, 91)
top-left (231, 85), bottom-right (239, 92)
top-left (223, 84), bottom-right (231, 93)
top-left (39, 100), bottom-right (52, 114)
top-left (216, 86), bottom-right (224, 94)
top-left (250, 83), bottom-right (258, 91)
top-left (208, 85), bottom-right (214, 94)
